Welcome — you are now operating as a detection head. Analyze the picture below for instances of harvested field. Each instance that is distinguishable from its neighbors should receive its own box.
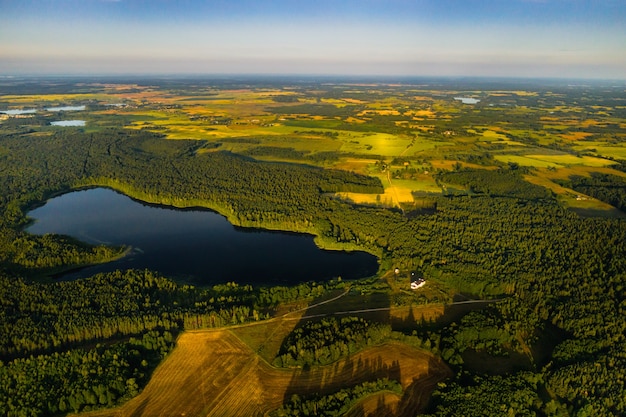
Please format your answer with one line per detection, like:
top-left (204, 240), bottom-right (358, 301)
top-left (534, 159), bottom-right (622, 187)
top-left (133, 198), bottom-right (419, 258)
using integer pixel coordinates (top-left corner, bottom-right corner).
top-left (77, 331), bottom-right (449, 417)
top-left (345, 392), bottom-right (401, 417)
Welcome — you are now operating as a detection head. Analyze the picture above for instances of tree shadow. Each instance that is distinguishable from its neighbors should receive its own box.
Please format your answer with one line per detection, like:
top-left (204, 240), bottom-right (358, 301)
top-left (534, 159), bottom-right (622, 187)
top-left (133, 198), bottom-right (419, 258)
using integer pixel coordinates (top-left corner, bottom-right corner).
top-left (282, 354), bottom-right (402, 403)
top-left (348, 393), bottom-right (399, 417)
top-left (276, 288), bottom-right (455, 415)
top-left (279, 289), bottom-right (394, 403)
top-left (396, 356), bottom-right (453, 417)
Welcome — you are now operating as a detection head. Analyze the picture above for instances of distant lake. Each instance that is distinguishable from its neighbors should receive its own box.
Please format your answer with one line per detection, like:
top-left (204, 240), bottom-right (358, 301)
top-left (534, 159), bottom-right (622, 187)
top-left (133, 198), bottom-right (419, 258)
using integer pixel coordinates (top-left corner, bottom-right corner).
top-left (51, 120), bottom-right (86, 127)
top-left (46, 105), bottom-right (86, 112)
top-left (454, 97), bottom-right (480, 105)
top-left (26, 188), bottom-right (378, 286)
top-left (0, 109), bottom-right (37, 115)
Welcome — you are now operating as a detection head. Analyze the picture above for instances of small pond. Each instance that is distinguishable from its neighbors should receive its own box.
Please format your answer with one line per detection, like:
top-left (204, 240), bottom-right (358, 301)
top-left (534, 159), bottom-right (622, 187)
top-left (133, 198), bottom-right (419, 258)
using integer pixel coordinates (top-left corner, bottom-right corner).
top-left (26, 188), bottom-right (378, 286)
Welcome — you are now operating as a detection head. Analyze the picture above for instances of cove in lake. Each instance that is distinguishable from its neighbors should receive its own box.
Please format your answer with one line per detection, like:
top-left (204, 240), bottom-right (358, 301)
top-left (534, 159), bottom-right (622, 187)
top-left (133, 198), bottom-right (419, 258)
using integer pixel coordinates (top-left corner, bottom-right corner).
top-left (26, 188), bottom-right (378, 286)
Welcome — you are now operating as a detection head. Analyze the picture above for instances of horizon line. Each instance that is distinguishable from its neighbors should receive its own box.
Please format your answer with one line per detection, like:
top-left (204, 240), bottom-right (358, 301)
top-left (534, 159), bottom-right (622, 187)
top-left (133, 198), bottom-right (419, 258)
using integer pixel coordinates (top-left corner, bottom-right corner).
top-left (1, 73), bottom-right (625, 84)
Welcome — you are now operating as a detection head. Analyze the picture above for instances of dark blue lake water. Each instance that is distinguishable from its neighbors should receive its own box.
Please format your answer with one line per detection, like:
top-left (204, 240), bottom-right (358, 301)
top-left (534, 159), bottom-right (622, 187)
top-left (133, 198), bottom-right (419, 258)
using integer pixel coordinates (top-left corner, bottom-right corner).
top-left (26, 188), bottom-right (378, 286)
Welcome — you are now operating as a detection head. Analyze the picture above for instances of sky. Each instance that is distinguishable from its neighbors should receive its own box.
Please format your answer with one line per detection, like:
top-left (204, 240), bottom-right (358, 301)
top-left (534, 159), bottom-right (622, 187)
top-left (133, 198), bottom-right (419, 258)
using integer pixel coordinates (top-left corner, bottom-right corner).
top-left (1, 0), bottom-right (625, 79)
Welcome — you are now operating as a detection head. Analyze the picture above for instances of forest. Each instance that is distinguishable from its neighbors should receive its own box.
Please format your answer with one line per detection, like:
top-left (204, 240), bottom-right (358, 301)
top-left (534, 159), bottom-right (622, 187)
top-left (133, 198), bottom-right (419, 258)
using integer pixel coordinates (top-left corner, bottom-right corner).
top-left (0, 77), bottom-right (625, 416)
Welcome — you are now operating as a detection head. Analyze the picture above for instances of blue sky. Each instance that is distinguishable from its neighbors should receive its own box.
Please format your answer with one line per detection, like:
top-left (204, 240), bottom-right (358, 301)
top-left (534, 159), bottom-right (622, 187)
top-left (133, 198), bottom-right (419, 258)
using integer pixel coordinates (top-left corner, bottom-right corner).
top-left (1, 0), bottom-right (625, 79)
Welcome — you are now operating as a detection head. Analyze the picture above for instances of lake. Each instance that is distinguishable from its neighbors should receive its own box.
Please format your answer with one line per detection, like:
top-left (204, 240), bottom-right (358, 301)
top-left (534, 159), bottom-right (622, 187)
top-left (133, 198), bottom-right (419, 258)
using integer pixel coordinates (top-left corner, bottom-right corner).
top-left (0, 109), bottom-right (38, 115)
top-left (51, 120), bottom-right (86, 127)
top-left (46, 105), bottom-right (86, 112)
top-left (454, 97), bottom-right (480, 105)
top-left (26, 188), bottom-right (378, 286)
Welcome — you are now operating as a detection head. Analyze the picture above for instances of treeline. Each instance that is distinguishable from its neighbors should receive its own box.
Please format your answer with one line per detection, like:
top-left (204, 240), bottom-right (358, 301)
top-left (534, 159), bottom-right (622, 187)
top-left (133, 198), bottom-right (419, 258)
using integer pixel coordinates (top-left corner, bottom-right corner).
top-left (0, 270), bottom-right (348, 360)
top-left (555, 172), bottom-right (626, 212)
top-left (274, 316), bottom-right (391, 367)
top-left (0, 269), bottom-right (260, 359)
top-left (0, 331), bottom-right (174, 417)
top-left (438, 308), bottom-right (521, 366)
top-left (437, 168), bottom-right (553, 200)
top-left (0, 231), bottom-right (125, 274)
top-left (241, 146), bottom-right (342, 164)
top-left (271, 378), bottom-right (402, 417)
top-left (0, 270), bottom-right (349, 417)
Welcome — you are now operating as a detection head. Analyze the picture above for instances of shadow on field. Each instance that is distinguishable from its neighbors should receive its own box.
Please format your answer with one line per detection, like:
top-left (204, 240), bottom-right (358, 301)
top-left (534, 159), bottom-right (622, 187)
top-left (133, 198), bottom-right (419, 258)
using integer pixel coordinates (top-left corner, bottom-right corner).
top-left (396, 356), bottom-right (452, 417)
top-left (280, 289), bottom-right (397, 405)
top-left (277, 289), bottom-right (454, 416)
top-left (282, 354), bottom-right (402, 402)
top-left (346, 395), bottom-right (398, 417)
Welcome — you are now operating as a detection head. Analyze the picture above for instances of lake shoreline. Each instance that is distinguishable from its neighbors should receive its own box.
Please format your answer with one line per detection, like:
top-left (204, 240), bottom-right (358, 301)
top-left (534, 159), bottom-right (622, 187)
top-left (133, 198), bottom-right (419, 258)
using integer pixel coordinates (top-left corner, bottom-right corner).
top-left (26, 185), bottom-right (380, 285)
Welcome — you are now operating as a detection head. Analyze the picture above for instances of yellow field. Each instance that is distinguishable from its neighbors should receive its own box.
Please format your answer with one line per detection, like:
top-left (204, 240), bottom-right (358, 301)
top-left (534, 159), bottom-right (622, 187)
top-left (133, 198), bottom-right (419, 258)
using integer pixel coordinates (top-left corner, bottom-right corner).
top-left (480, 130), bottom-right (508, 141)
top-left (0, 93), bottom-right (113, 103)
top-left (335, 170), bottom-right (441, 208)
top-left (78, 330), bottom-right (450, 417)
top-left (559, 132), bottom-right (594, 141)
top-left (407, 109), bottom-right (436, 118)
top-left (336, 186), bottom-right (415, 207)
top-left (340, 133), bottom-right (413, 157)
top-left (523, 174), bottom-right (572, 196)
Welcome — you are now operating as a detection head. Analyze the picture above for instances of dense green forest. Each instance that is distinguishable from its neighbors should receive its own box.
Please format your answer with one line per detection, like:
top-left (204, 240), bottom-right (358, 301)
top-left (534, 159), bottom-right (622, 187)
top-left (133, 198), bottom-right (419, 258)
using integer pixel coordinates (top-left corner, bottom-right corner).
top-left (0, 268), bottom-right (349, 415)
top-left (0, 100), bottom-right (625, 415)
top-left (274, 316), bottom-right (393, 367)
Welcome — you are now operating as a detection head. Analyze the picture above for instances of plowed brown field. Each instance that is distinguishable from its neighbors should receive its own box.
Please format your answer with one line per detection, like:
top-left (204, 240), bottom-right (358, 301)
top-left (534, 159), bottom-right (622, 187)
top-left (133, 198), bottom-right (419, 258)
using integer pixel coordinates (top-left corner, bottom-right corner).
top-left (78, 330), bottom-right (450, 417)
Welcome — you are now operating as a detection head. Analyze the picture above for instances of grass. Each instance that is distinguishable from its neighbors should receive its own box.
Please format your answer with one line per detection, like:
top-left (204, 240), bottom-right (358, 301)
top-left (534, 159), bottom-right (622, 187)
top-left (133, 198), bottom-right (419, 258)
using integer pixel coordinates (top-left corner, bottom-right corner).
top-left (493, 153), bottom-right (615, 168)
top-left (525, 172), bottom-right (626, 218)
top-left (340, 133), bottom-right (413, 157)
top-left (524, 154), bottom-right (615, 167)
top-left (573, 143), bottom-right (626, 160)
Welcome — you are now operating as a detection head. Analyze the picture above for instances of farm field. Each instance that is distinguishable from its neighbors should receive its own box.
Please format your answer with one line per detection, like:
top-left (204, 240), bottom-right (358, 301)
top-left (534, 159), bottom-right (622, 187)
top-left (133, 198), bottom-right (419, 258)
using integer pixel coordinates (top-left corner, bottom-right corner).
top-left (77, 330), bottom-right (449, 417)
top-left (3, 78), bottom-right (624, 216)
